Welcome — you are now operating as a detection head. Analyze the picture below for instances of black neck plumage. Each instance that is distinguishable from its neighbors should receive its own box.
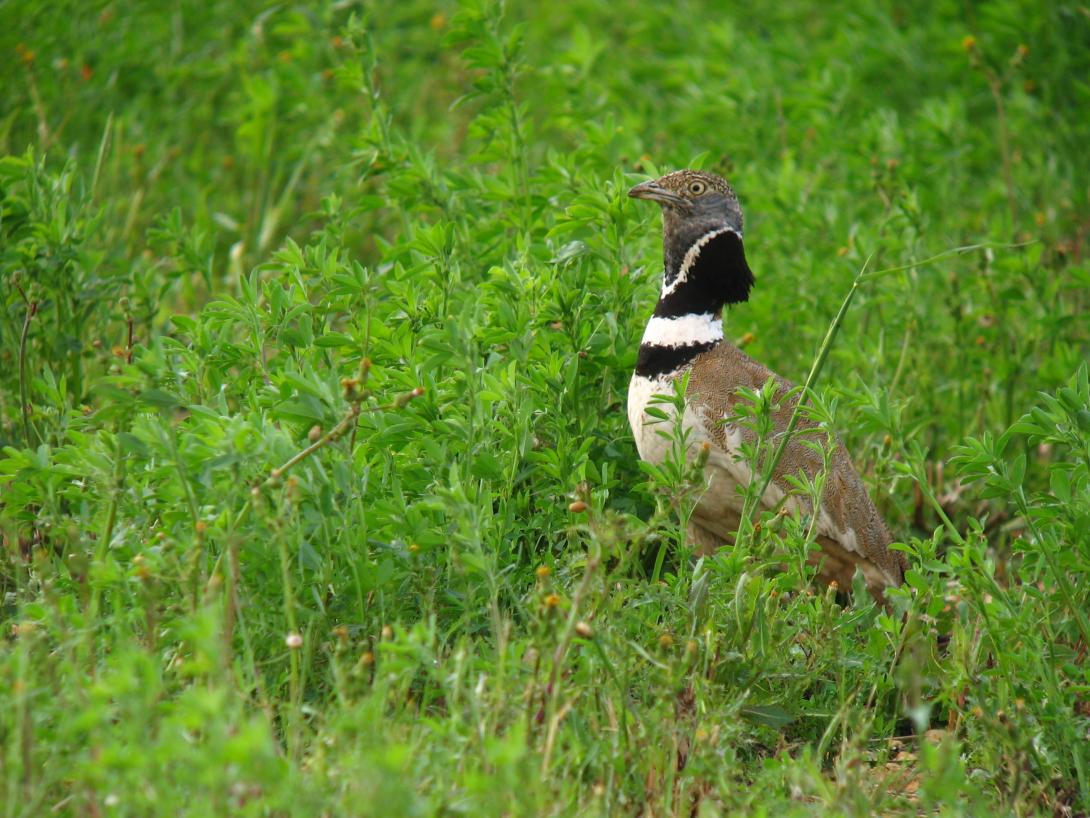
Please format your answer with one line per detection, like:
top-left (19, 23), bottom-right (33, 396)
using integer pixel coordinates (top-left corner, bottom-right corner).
top-left (634, 228), bottom-right (754, 378)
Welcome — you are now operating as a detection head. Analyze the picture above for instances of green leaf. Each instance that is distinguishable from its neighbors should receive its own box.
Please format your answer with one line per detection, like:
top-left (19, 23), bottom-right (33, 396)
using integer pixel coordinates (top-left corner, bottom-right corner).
top-left (314, 333), bottom-right (356, 348)
top-left (139, 388), bottom-right (182, 409)
top-left (470, 451), bottom-right (505, 481)
top-left (1050, 468), bottom-right (1071, 503)
top-left (741, 704), bottom-right (793, 729)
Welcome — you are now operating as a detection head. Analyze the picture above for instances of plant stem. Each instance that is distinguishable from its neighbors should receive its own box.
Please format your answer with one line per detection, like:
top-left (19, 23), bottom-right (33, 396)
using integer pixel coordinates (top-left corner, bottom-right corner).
top-left (85, 429), bottom-right (126, 672)
top-left (735, 242), bottom-right (1018, 547)
top-left (540, 540), bottom-right (600, 778)
top-left (984, 71), bottom-right (1017, 229)
top-left (737, 265), bottom-right (867, 545)
top-left (275, 519), bottom-right (302, 760)
top-left (18, 297), bottom-right (37, 449)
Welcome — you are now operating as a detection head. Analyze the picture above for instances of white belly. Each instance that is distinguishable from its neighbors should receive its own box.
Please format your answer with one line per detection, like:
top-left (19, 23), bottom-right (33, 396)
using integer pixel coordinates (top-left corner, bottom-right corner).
top-left (627, 372), bottom-right (754, 520)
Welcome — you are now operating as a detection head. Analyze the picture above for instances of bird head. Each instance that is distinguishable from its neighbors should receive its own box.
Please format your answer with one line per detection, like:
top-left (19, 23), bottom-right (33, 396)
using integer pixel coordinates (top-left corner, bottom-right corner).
top-left (629, 169), bottom-right (753, 307)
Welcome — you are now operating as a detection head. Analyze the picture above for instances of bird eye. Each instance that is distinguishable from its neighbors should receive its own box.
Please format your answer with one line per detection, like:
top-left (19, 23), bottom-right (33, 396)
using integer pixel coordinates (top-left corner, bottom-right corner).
top-left (688, 181), bottom-right (706, 195)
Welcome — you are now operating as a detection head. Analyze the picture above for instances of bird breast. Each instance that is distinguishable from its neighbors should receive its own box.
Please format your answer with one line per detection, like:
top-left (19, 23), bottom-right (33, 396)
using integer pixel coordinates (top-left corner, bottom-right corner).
top-left (627, 372), bottom-right (755, 519)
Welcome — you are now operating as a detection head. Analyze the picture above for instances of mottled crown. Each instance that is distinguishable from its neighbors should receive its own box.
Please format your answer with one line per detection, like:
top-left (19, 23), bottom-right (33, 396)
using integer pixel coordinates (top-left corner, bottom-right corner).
top-left (629, 169), bottom-right (744, 235)
top-left (652, 169), bottom-right (736, 199)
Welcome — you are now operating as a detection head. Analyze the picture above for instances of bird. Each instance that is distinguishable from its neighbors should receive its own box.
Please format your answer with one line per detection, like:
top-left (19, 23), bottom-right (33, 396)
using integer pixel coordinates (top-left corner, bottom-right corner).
top-left (626, 169), bottom-right (906, 599)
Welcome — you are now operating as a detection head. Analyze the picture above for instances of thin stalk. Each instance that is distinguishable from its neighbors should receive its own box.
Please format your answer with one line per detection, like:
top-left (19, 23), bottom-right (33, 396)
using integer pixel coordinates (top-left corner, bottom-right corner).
top-left (85, 429), bottom-right (126, 672)
top-left (540, 540), bottom-right (601, 778)
top-left (275, 520), bottom-right (302, 760)
top-left (90, 112), bottom-right (113, 200)
top-left (984, 71), bottom-right (1017, 229)
top-left (736, 261), bottom-right (869, 546)
top-left (737, 242), bottom-right (1023, 547)
top-left (18, 297), bottom-right (37, 449)
top-left (1011, 488), bottom-right (1090, 646)
top-left (914, 465), bottom-right (967, 546)
top-left (888, 318), bottom-right (914, 394)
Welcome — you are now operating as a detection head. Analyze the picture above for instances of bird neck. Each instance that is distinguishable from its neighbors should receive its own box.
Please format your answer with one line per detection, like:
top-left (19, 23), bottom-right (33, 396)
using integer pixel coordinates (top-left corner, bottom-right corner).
top-left (655, 226), bottom-right (753, 319)
top-left (633, 225), bottom-right (752, 379)
top-left (634, 306), bottom-right (723, 378)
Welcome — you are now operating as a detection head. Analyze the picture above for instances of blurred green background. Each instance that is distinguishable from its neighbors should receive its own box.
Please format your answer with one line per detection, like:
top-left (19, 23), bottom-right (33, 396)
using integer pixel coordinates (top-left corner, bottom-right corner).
top-left (2, 1), bottom-right (1089, 815)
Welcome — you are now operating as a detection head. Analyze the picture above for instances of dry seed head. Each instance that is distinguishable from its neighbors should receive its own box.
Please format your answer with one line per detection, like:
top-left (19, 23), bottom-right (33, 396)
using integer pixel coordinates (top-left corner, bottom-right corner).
top-left (568, 500), bottom-right (587, 513)
top-left (575, 621), bottom-right (594, 638)
top-left (381, 625), bottom-right (393, 641)
top-left (285, 633), bottom-right (303, 649)
top-left (658, 634), bottom-right (674, 649)
top-left (308, 425), bottom-right (322, 443)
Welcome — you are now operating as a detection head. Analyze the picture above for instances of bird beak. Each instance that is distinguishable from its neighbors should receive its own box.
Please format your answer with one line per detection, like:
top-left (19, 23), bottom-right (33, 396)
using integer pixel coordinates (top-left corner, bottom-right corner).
top-left (628, 180), bottom-right (686, 207)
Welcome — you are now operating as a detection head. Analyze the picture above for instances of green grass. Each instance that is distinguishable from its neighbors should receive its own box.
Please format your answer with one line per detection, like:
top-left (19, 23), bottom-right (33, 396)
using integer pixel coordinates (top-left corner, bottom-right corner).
top-left (2, 1), bottom-right (1089, 815)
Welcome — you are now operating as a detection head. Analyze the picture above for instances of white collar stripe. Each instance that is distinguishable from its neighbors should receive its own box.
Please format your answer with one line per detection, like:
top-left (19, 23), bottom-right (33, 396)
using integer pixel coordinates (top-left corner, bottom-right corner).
top-left (641, 312), bottom-right (723, 348)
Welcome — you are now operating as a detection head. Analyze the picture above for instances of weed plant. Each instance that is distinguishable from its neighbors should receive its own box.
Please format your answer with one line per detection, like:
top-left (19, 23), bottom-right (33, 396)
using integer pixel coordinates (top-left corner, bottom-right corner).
top-left (1, 1), bottom-right (1089, 815)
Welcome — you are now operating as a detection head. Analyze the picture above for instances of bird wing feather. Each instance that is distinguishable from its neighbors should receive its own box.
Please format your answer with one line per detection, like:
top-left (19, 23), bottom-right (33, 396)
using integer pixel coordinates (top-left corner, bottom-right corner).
top-left (686, 342), bottom-right (906, 591)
